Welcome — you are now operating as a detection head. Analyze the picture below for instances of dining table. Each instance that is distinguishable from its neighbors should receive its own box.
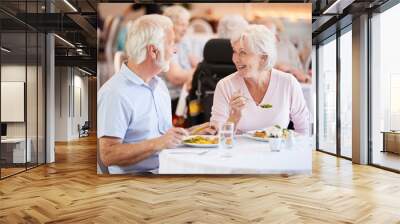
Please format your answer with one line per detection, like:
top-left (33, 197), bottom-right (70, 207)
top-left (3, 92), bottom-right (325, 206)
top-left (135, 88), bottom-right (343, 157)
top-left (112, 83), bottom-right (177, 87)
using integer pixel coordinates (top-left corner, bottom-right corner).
top-left (158, 135), bottom-right (313, 174)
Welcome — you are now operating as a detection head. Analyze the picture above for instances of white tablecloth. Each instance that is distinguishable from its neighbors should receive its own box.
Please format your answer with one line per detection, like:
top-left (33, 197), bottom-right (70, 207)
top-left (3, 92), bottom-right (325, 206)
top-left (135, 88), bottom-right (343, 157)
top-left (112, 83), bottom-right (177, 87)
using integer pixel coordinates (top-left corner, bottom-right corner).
top-left (158, 136), bottom-right (313, 174)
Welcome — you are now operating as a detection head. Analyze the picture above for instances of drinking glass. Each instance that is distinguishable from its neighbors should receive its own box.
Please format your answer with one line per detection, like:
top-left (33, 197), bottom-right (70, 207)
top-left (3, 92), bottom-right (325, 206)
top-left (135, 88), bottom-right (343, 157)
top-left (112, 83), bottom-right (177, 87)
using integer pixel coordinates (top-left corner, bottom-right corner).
top-left (219, 122), bottom-right (234, 149)
top-left (269, 137), bottom-right (282, 152)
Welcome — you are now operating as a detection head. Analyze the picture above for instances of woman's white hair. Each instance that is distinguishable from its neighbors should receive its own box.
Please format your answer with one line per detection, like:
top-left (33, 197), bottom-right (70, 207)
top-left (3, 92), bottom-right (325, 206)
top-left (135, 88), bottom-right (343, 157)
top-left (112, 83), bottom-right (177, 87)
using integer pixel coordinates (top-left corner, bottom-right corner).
top-left (163, 5), bottom-right (190, 23)
top-left (217, 15), bottom-right (248, 39)
top-left (231, 24), bottom-right (277, 71)
top-left (125, 14), bottom-right (173, 65)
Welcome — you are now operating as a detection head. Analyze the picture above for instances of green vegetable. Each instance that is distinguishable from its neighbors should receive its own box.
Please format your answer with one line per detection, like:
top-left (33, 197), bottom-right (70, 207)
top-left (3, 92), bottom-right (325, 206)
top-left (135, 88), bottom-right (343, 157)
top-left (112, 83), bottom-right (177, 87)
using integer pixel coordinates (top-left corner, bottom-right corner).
top-left (274, 125), bottom-right (281, 129)
top-left (260, 103), bottom-right (273, 109)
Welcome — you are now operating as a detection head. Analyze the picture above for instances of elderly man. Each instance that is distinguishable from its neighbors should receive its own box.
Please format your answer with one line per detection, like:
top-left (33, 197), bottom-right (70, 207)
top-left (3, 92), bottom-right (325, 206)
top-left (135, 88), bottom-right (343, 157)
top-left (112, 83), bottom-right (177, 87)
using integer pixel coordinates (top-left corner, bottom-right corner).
top-left (98, 14), bottom-right (190, 174)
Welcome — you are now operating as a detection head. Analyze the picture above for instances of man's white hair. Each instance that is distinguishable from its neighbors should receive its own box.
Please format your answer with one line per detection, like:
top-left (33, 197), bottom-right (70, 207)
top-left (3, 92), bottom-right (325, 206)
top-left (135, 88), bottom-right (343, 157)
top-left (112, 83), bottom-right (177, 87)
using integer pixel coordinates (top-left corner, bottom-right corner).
top-left (125, 14), bottom-right (173, 65)
top-left (163, 5), bottom-right (190, 23)
top-left (231, 24), bottom-right (277, 71)
top-left (217, 15), bottom-right (248, 39)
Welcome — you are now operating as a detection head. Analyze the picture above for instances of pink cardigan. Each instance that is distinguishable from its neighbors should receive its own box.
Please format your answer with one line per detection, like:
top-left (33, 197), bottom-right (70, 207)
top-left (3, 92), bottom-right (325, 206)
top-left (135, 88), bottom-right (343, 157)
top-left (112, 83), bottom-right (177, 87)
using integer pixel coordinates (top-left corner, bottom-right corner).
top-left (210, 69), bottom-right (310, 134)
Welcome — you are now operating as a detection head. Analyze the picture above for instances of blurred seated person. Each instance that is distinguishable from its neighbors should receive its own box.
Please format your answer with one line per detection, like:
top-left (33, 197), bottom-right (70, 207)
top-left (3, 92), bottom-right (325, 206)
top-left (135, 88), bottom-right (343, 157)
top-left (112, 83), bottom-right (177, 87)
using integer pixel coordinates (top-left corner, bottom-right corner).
top-left (217, 14), bottom-right (249, 39)
top-left (210, 25), bottom-right (310, 134)
top-left (256, 17), bottom-right (311, 83)
top-left (98, 15), bottom-right (215, 174)
top-left (116, 4), bottom-right (162, 51)
top-left (163, 5), bottom-right (200, 112)
top-left (186, 18), bottom-right (215, 62)
top-left (187, 18), bottom-right (214, 36)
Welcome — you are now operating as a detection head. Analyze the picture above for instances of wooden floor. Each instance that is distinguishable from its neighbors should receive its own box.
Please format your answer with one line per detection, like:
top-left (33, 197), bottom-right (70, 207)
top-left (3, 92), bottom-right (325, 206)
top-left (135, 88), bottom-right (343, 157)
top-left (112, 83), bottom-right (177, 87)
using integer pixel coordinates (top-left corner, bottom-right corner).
top-left (1, 167), bottom-right (26, 178)
top-left (1, 135), bottom-right (400, 223)
top-left (373, 151), bottom-right (400, 171)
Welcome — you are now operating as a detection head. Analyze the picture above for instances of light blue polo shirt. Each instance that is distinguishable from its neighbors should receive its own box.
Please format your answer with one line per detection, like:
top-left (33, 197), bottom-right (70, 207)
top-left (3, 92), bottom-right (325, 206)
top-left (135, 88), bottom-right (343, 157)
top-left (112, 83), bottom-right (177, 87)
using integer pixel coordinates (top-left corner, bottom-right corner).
top-left (97, 63), bottom-right (172, 174)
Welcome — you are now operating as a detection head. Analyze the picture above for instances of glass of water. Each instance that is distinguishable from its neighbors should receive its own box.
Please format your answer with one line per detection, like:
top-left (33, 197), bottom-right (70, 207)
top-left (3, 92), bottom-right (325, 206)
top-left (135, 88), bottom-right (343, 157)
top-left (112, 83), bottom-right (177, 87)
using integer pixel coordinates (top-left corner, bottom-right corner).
top-left (219, 122), bottom-right (234, 149)
top-left (269, 137), bottom-right (282, 152)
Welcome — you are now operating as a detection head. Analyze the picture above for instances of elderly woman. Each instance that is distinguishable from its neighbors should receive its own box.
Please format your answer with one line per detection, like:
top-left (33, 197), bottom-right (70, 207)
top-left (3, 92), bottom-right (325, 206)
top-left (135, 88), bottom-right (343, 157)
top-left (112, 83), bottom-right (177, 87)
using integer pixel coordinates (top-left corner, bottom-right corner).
top-left (210, 25), bottom-right (310, 134)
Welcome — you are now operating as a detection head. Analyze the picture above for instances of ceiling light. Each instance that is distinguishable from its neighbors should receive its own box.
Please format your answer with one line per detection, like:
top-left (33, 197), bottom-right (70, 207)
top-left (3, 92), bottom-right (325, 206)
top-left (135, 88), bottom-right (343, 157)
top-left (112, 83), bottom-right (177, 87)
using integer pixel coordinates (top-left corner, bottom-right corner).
top-left (78, 67), bottom-right (93, 76)
top-left (63, 0), bottom-right (78, 12)
top-left (1, 47), bottom-right (11, 53)
top-left (54, 34), bottom-right (75, 48)
top-left (323, 0), bottom-right (354, 15)
top-left (323, 0), bottom-right (341, 14)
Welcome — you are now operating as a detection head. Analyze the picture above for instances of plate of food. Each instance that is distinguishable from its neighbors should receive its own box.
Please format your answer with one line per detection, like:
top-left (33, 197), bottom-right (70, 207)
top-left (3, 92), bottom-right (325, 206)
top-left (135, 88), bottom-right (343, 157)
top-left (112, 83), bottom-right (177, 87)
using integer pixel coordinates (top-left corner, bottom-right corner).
top-left (243, 130), bottom-right (272, 142)
top-left (244, 125), bottom-right (291, 142)
top-left (182, 135), bottom-right (219, 148)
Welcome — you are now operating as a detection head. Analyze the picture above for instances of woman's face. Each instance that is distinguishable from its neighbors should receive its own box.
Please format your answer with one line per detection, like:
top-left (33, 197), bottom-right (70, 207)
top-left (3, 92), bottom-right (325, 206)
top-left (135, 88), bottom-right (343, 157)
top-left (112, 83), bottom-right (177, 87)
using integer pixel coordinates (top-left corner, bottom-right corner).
top-left (232, 40), bottom-right (265, 79)
top-left (173, 19), bottom-right (189, 43)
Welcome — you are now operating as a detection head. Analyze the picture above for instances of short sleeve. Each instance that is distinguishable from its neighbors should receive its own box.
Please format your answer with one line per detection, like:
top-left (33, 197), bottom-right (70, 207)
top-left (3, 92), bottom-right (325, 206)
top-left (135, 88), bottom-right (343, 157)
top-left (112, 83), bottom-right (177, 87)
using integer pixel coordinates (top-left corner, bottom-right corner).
top-left (97, 90), bottom-right (132, 139)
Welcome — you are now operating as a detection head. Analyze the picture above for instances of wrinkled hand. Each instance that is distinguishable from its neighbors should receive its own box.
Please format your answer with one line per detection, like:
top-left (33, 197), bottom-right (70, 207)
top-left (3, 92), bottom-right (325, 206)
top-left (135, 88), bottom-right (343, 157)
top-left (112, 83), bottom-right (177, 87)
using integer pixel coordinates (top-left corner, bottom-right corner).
top-left (158, 127), bottom-right (188, 149)
top-left (229, 91), bottom-right (247, 123)
top-left (291, 69), bottom-right (311, 83)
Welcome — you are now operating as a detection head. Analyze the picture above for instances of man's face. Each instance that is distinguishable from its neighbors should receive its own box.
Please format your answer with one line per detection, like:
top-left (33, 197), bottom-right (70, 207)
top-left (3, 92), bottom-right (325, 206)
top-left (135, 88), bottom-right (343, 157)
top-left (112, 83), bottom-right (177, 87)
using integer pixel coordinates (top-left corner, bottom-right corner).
top-left (164, 28), bottom-right (176, 62)
top-left (155, 28), bottom-right (176, 73)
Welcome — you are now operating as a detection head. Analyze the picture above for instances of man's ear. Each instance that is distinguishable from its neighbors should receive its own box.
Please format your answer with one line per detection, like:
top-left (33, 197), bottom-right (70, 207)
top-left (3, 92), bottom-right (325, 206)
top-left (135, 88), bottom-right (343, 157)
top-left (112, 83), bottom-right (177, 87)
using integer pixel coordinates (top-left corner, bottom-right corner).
top-left (148, 45), bottom-right (157, 59)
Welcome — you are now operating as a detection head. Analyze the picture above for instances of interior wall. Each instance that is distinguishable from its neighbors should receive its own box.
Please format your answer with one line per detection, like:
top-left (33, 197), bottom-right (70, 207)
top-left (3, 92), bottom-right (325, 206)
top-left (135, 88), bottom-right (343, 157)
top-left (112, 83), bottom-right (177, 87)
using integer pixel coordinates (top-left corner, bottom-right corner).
top-left (54, 67), bottom-right (89, 141)
top-left (1, 65), bottom-right (38, 139)
top-left (72, 72), bottom-right (89, 138)
top-left (55, 66), bottom-right (70, 141)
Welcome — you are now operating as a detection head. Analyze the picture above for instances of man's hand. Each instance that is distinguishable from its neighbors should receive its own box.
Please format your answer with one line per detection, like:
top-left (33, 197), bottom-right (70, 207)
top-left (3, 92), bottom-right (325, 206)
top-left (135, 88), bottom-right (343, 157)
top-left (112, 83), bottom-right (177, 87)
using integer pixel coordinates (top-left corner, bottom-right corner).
top-left (156, 127), bottom-right (189, 150)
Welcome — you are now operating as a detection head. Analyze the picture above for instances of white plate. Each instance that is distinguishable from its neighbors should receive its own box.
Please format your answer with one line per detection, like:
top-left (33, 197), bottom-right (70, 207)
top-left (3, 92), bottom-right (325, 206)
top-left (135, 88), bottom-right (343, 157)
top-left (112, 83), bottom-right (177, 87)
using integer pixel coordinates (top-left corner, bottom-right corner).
top-left (183, 143), bottom-right (219, 148)
top-left (243, 133), bottom-right (270, 142)
top-left (182, 135), bottom-right (219, 148)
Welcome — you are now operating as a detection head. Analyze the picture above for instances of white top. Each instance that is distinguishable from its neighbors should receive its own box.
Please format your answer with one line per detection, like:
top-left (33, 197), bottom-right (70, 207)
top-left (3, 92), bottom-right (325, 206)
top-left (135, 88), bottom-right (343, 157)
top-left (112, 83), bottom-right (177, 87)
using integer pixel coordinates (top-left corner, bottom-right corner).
top-left (158, 136), bottom-right (312, 174)
top-left (210, 69), bottom-right (310, 134)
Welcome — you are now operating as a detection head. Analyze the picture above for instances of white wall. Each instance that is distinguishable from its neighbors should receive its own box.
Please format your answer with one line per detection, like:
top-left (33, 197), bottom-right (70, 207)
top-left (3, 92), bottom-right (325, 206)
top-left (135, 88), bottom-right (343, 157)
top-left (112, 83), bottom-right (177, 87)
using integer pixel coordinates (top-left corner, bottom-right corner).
top-left (1, 64), bottom-right (46, 164)
top-left (54, 67), bottom-right (89, 141)
top-left (55, 66), bottom-right (70, 141)
top-left (1, 65), bottom-right (39, 138)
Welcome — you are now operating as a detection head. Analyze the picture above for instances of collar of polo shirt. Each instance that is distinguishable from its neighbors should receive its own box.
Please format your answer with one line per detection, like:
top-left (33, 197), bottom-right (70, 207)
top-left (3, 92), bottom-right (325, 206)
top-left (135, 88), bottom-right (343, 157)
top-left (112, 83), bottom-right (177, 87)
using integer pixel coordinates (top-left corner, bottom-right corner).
top-left (120, 63), bottom-right (160, 90)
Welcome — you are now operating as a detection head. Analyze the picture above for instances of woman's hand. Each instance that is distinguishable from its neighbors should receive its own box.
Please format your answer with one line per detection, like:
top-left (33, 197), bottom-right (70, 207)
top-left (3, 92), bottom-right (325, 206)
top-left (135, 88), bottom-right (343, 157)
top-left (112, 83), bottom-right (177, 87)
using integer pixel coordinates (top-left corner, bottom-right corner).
top-left (188, 122), bottom-right (218, 135)
top-left (228, 91), bottom-right (247, 124)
